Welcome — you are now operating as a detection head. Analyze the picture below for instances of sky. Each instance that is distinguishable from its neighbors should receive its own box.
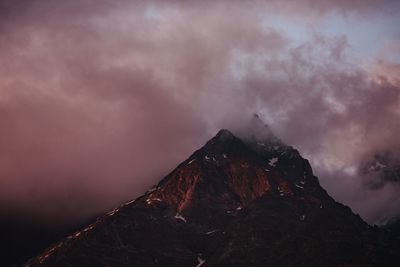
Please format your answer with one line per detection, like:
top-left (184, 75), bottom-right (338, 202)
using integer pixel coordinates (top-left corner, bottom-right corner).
top-left (0, 0), bottom-right (399, 226)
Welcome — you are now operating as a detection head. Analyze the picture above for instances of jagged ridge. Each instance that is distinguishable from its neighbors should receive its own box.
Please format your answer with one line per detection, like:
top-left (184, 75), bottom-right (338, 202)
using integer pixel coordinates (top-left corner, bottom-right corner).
top-left (25, 129), bottom-right (400, 267)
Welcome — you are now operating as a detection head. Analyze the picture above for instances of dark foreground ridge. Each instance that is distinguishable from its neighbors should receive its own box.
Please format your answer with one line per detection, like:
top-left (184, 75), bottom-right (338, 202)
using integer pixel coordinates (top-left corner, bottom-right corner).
top-left (25, 129), bottom-right (400, 267)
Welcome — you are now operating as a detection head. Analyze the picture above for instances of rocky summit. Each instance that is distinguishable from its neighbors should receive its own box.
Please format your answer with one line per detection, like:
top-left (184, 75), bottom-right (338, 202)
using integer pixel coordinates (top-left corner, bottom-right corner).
top-left (25, 129), bottom-right (400, 267)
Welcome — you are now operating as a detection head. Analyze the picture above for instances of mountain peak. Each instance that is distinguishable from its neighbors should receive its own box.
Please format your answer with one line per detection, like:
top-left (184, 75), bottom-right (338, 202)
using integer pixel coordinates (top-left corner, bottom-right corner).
top-left (136, 128), bottom-right (319, 226)
top-left (204, 128), bottom-right (242, 149)
top-left (25, 129), bottom-right (400, 267)
top-left (214, 129), bottom-right (235, 141)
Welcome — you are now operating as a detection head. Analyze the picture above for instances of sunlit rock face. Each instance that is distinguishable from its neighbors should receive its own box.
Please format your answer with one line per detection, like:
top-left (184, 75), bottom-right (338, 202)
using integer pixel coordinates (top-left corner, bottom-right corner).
top-left (25, 130), bottom-right (400, 267)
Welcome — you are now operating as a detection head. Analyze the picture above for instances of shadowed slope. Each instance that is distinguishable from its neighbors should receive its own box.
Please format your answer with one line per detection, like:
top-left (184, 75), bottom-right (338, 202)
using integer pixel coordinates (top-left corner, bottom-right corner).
top-left (25, 129), bottom-right (400, 267)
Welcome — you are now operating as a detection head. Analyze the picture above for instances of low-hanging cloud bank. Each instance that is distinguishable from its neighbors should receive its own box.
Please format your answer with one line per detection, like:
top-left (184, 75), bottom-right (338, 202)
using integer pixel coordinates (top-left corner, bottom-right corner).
top-left (0, 0), bottom-right (399, 225)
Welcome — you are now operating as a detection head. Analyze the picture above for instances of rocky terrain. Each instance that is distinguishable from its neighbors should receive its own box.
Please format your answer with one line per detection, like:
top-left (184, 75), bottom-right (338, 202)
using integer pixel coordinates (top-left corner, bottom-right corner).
top-left (24, 129), bottom-right (400, 267)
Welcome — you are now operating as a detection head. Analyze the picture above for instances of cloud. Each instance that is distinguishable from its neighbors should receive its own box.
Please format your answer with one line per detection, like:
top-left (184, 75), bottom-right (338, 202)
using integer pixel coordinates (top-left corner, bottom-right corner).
top-left (0, 0), bottom-right (399, 225)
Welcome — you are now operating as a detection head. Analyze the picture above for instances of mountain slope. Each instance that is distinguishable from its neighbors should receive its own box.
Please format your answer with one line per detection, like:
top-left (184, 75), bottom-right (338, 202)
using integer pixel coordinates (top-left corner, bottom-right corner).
top-left (25, 129), bottom-right (400, 267)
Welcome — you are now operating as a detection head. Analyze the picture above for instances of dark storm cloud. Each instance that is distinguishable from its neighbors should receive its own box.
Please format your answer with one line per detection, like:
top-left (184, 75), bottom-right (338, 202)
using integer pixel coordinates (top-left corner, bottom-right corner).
top-left (0, 0), bottom-right (399, 225)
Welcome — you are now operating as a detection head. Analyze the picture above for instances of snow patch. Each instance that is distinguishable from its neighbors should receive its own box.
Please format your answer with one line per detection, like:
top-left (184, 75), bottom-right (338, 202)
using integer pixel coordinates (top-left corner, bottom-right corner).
top-left (175, 213), bottom-right (187, 222)
top-left (278, 186), bottom-right (286, 196)
top-left (295, 184), bottom-right (304, 189)
top-left (188, 159), bottom-right (196, 164)
top-left (205, 229), bottom-right (219, 235)
top-left (268, 157), bottom-right (278, 167)
top-left (83, 224), bottom-right (95, 232)
top-left (223, 154), bottom-right (228, 159)
top-left (369, 161), bottom-right (387, 171)
top-left (147, 186), bottom-right (157, 193)
top-left (196, 256), bottom-right (206, 267)
top-left (71, 231), bottom-right (81, 238)
top-left (124, 199), bottom-right (136, 206)
top-left (106, 208), bottom-right (120, 217)
top-left (146, 197), bottom-right (162, 205)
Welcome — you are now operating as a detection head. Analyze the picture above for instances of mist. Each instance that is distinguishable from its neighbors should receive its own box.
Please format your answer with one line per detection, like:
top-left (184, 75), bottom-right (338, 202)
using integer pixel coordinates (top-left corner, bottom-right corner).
top-left (0, 0), bottom-right (399, 225)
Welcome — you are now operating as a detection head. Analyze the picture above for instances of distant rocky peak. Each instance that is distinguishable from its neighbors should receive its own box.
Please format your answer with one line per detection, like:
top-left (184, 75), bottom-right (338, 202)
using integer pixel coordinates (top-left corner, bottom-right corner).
top-left (214, 129), bottom-right (236, 142)
top-left (142, 128), bottom-right (317, 222)
top-left (198, 129), bottom-right (251, 159)
top-left (360, 148), bottom-right (400, 190)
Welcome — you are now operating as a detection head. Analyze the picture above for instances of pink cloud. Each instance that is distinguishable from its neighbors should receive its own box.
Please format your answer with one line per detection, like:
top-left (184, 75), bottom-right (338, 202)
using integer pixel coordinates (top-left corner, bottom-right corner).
top-left (0, 0), bottom-right (399, 225)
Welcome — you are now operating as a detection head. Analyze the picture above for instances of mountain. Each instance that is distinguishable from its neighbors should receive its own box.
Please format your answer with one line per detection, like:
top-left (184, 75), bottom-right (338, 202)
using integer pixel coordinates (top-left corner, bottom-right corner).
top-left (360, 149), bottom-right (400, 189)
top-left (24, 129), bottom-right (400, 267)
top-left (384, 217), bottom-right (400, 240)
